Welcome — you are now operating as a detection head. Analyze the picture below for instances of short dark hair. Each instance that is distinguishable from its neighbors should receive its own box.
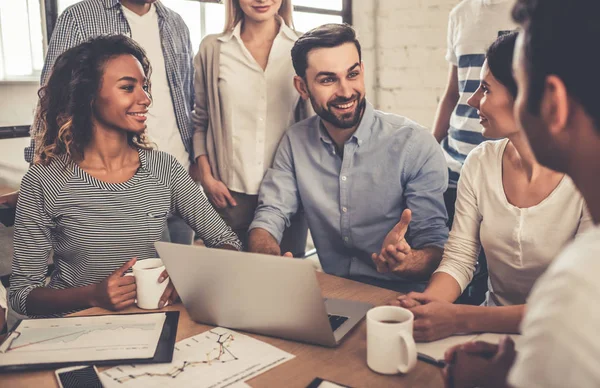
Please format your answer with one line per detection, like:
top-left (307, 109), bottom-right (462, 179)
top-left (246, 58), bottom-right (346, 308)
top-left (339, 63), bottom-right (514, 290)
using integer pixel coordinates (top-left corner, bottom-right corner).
top-left (486, 31), bottom-right (518, 98)
top-left (512, 0), bottom-right (600, 133)
top-left (34, 34), bottom-right (153, 164)
top-left (291, 23), bottom-right (362, 78)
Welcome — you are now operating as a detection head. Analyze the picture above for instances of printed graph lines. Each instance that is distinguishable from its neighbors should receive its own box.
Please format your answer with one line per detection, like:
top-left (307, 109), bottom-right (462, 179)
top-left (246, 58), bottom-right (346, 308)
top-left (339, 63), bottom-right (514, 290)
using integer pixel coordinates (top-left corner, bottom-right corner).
top-left (205, 330), bottom-right (238, 364)
top-left (106, 330), bottom-right (239, 384)
top-left (6, 330), bottom-right (86, 351)
top-left (3, 324), bottom-right (156, 353)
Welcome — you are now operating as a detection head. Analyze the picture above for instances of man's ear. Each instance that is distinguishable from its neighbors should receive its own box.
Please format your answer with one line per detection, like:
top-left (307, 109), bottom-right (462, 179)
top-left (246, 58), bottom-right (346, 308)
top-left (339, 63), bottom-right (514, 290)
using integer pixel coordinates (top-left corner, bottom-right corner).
top-left (540, 75), bottom-right (569, 138)
top-left (294, 75), bottom-right (310, 100)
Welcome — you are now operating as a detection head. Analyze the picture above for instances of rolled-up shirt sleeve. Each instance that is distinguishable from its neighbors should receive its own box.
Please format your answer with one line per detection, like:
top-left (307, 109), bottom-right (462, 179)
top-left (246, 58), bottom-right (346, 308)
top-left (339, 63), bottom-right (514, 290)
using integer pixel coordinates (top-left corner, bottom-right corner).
top-left (249, 134), bottom-right (299, 243)
top-left (433, 152), bottom-right (481, 292)
top-left (9, 170), bottom-right (55, 316)
top-left (403, 129), bottom-right (449, 250)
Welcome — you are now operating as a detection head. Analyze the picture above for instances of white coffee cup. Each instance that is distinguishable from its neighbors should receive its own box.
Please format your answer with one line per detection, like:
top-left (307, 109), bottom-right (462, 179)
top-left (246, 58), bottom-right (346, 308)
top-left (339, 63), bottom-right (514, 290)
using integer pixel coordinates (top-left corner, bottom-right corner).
top-left (131, 258), bottom-right (169, 310)
top-left (366, 305), bottom-right (417, 374)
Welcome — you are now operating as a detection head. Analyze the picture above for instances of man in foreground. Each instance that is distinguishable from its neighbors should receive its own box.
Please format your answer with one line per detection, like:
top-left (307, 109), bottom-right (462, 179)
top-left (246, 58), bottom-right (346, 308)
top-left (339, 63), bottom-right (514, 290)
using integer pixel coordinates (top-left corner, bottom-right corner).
top-left (444, 0), bottom-right (600, 387)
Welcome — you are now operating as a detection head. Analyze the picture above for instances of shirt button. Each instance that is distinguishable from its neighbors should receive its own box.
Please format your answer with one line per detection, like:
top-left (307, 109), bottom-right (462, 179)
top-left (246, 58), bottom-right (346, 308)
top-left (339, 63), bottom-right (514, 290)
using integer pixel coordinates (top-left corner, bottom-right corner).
top-left (341, 176), bottom-right (347, 181)
top-left (342, 207), bottom-right (347, 213)
top-left (344, 237), bottom-right (349, 242)
top-left (259, 117), bottom-right (264, 122)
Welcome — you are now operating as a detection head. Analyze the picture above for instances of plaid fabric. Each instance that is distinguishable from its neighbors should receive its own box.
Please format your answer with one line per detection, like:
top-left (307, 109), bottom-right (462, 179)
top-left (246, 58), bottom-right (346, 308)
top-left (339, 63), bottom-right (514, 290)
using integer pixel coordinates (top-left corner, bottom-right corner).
top-left (24, 0), bottom-right (194, 163)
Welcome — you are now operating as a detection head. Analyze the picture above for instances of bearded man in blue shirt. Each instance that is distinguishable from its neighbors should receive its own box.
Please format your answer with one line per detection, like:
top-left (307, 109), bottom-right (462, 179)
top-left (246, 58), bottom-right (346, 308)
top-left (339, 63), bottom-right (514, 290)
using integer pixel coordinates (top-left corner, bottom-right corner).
top-left (248, 23), bottom-right (449, 292)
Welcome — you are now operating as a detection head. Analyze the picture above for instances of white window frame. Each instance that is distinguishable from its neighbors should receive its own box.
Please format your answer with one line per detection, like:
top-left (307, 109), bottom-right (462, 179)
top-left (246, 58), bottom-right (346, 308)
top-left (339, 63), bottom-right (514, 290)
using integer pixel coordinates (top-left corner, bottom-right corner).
top-left (1, 0), bottom-right (351, 84)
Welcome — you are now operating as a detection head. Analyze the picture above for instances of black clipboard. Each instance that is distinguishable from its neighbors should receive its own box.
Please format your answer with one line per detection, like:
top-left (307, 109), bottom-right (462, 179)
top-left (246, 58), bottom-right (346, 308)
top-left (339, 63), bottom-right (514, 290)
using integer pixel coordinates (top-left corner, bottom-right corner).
top-left (0, 311), bottom-right (179, 373)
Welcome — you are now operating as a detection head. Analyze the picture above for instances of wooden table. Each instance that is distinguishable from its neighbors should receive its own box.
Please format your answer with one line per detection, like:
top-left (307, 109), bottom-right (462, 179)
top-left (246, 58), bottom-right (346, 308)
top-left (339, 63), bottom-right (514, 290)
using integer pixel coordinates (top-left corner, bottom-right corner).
top-left (3, 272), bottom-right (444, 387)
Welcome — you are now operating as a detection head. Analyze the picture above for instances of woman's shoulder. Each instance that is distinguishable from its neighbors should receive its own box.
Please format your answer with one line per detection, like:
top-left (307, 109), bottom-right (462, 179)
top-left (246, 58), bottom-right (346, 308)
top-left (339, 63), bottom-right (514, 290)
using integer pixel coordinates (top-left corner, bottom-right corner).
top-left (26, 156), bottom-right (72, 180)
top-left (141, 149), bottom-right (178, 169)
top-left (198, 33), bottom-right (224, 51)
top-left (464, 139), bottom-right (506, 166)
top-left (21, 156), bottom-right (74, 198)
top-left (461, 139), bottom-right (507, 180)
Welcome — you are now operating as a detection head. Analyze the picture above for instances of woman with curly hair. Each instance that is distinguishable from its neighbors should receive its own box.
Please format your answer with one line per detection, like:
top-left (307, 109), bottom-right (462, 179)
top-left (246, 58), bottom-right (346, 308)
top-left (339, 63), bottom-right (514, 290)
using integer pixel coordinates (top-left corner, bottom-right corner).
top-left (9, 35), bottom-right (241, 318)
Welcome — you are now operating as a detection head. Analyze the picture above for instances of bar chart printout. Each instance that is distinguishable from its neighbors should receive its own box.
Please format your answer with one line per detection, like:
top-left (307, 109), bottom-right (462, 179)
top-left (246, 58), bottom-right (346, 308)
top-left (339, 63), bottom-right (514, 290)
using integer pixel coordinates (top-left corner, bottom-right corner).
top-left (100, 327), bottom-right (295, 388)
top-left (0, 313), bottom-right (166, 366)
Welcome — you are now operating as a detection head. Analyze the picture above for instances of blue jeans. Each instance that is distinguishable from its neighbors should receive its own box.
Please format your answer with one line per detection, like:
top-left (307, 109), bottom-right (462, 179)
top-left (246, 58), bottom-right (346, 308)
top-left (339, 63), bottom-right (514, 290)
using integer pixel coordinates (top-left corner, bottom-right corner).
top-left (160, 215), bottom-right (194, 245)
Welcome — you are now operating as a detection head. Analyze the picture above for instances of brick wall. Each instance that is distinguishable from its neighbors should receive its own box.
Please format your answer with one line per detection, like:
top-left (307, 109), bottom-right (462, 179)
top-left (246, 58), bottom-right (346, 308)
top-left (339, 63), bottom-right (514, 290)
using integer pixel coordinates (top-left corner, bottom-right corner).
top-left (353, 0), bottom-right (459, 128)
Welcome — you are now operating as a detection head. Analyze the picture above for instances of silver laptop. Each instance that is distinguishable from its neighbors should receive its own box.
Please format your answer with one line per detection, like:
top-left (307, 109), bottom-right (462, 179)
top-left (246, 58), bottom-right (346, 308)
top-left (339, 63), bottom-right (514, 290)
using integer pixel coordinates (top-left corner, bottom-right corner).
top-left (155, 242), bottom-right (373, 347)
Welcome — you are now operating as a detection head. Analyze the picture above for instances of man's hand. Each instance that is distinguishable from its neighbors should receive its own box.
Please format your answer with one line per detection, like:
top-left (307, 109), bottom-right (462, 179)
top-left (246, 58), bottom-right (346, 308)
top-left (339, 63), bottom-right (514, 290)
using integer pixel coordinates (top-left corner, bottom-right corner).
top-left (402, 293), bottom-right (461, 342)
top-left (371, 209), bottom-right (413, 273)
top-left (444, 337), bottom-right (516, 388)
top-left (390, 292), bottom-right (425, 308)
top-left (91, 258), bottom-right (137, 310)
top-left (248, 228), bottom-right (281, 256)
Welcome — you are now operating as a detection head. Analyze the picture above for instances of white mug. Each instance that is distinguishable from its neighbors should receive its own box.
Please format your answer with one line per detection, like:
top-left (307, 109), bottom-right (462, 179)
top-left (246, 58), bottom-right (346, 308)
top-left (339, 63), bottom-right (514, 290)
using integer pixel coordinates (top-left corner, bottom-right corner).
top-left (366, 305), bottom-right (417, 374)
top-left (131, 258), bottom-right (169, 310)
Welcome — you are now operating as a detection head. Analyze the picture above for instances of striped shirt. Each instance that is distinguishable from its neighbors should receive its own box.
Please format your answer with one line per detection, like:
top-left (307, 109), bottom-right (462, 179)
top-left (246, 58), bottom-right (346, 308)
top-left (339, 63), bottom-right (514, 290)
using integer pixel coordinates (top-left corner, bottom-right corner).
top-left (24, 0), bottom-right (195, 164)
top-left (9, 149), bottom-right (241, 318)
top-left (442, 0), bottom-right (515, 186)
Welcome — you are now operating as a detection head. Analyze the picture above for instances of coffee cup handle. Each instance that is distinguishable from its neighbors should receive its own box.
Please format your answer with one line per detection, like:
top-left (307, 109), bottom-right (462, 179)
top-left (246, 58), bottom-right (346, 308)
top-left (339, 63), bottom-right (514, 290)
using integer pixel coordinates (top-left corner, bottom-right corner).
top-left (397, 331), bottom-right (417, 373)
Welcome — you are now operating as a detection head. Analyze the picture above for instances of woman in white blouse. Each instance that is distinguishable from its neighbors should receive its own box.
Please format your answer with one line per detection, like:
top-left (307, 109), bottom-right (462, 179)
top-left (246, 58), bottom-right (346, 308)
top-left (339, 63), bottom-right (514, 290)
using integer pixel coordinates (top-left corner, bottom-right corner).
top-left (191, 0), bottom-right (309, 252)
top-left (393, 32), bottom-right (591, 342)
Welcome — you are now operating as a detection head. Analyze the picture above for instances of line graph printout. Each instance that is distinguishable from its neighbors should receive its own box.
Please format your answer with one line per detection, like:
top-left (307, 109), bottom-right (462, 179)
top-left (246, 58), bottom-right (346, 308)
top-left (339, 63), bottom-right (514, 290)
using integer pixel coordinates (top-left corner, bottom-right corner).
top-left (0, 313), bottom-right (166, 366)
top-left (100, 327), bottom-right (294, 388)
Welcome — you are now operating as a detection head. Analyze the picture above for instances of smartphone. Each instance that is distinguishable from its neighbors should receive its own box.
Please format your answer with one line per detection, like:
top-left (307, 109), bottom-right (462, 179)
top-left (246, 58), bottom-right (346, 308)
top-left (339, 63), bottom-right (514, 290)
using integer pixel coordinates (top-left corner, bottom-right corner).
top-left (55, 365), bottom-right (103, 388)
top-left (306, 377), bottom-right (352, 388)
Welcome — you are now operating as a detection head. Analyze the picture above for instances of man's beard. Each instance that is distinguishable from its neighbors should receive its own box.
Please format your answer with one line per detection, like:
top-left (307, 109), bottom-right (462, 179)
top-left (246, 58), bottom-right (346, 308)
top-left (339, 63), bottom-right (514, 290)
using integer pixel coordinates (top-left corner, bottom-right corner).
top-left (308, 92), bottom-right (366, 129)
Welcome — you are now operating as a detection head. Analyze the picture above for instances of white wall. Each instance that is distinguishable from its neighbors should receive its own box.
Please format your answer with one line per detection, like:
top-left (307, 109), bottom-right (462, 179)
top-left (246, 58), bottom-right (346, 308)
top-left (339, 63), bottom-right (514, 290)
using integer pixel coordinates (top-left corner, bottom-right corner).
top-left (0, 82), bottom-right (37, 188)
top-left (353, 0), bottom-right (458, 128)
top-left (0, 82), bottom-right (39, 127)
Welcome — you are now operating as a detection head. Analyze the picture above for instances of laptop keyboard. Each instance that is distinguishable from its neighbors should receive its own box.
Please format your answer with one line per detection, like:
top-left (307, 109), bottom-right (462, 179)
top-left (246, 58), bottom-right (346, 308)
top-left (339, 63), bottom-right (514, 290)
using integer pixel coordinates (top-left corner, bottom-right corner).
top-left (328, 314), bottom-right (349, 332)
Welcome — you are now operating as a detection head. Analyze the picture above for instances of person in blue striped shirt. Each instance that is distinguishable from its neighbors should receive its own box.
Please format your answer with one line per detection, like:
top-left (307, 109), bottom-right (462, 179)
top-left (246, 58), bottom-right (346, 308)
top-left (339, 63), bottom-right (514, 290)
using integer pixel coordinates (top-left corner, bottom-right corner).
top-left (432, 0), bottom-right (516, 224)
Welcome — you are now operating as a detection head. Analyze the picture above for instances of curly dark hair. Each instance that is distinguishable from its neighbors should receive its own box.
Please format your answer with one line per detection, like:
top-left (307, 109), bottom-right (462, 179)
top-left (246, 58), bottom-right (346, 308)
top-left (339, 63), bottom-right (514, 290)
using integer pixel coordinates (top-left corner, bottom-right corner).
top-left (34, 34), bottom-right (153, 165)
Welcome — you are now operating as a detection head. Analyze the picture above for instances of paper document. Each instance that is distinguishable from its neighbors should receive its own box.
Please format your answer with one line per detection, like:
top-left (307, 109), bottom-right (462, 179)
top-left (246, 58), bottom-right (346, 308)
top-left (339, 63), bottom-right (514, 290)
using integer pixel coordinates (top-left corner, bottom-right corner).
top-left (416, 333), bottom-right (521, 363)
top-left (100, 327), bottom-right (295, 388)
top-left (0, 313), bottom-right (166, 366)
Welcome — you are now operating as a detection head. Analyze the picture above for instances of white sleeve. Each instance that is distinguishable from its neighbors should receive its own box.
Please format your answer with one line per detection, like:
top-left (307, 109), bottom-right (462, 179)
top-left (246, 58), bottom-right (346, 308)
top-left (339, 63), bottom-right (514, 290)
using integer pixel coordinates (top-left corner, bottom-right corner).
top-left (433, 152), bottom-right (482, 292)
top-left (508, 239), bottom-right (600, 387)
top-left (445, 12), bottom-right (458, 65)
top-left (575, 202), bottom-right (594, 236)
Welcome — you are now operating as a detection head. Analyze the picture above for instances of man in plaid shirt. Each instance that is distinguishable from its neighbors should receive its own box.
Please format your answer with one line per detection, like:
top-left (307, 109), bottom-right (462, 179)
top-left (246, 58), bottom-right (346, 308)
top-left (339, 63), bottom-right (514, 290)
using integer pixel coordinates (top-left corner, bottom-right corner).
top-left (10, 0), bottom-right (197, 244)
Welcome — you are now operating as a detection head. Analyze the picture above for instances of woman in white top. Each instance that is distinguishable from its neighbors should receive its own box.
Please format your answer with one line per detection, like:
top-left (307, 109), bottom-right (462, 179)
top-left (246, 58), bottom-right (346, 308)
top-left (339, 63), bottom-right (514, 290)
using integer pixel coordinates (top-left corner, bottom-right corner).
top-left (192, 0), bottom-right (309, 252)
top-left (394, 32), bottom-right (591, 342)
